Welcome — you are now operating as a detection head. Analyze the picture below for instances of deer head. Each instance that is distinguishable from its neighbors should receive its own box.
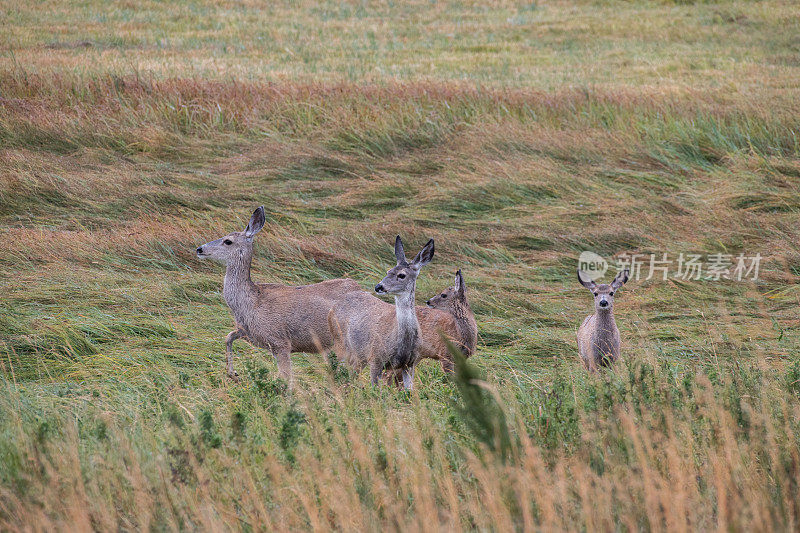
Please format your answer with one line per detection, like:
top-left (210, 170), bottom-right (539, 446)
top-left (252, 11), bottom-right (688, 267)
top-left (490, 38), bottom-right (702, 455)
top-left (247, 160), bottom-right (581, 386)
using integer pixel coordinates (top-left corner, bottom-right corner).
top-left (578, 268), bottom-right (629, 313)
top-left (196, 206), bottom-right (265, 263)
top-left (426, 269), bottom-right (467, 309)
top-left (374, 235), bottom-right (435, 296)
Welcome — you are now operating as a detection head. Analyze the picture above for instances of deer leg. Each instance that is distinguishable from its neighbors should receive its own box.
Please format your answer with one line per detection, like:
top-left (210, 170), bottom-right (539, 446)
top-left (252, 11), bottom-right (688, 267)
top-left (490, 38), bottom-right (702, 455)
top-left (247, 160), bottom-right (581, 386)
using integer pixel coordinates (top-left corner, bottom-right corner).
top-left (586, 353), bottom-right (599, 373)
top-left (225, 329), bottom-right (245, 382)
top-left (369, 360), bottom-right (384, 386)
top-left (382, 368), bottom-right (404, 388)
top-left (440, 357), bottom-right (455, 374)
top-left (400, 367), bottom-right (415, 391)
top-left (271, 343), bottom-right (293, 387)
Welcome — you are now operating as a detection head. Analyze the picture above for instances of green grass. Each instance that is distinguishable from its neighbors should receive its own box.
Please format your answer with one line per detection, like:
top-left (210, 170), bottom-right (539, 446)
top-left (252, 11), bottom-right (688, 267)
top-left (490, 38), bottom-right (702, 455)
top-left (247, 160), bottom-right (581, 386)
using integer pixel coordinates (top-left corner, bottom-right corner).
top-left (1, 0), bottom-right (800, 529)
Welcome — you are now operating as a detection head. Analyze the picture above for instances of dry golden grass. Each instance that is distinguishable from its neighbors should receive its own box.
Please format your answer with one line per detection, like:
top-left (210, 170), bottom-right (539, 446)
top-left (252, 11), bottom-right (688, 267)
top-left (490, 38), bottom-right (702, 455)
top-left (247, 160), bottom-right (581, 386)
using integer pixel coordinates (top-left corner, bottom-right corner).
top-left (1, 357), bottom-right (799, 531)
top-left (2, 0), bottom-right (800, 530)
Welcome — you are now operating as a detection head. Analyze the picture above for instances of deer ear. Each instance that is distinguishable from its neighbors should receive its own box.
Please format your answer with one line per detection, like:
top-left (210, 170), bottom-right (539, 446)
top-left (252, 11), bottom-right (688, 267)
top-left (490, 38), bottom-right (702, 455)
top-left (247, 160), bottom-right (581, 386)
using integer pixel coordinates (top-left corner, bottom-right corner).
top-left (411, 239), bottom-right (434, 268)
top-left (245, 206), bottom-right (266, 239)
top-left (578, 269), bottom-right (597, 290)
top-left (611, 269), bottom-right (629, 290)
top-left (454, 269), bottom-right (466, 297)
top-left (394, 235), bottom-right (406, 264)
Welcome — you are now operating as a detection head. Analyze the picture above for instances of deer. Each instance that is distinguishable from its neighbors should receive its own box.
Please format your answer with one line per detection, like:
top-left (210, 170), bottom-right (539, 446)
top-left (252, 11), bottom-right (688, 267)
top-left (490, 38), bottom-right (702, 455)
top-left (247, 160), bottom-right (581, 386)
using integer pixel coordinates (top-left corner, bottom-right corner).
top-left (384, 269), bottom-right (477, 386)
top-left (576, 268), bottom-right (630, 371)
top-left (420, 269), bottom-right (478, 371)
top-left (196, 206), bottom-right (364, 384)
top-left (384, 269), bottom-right (478, 386)
top-left (328, 235), bottom-right (434, 390)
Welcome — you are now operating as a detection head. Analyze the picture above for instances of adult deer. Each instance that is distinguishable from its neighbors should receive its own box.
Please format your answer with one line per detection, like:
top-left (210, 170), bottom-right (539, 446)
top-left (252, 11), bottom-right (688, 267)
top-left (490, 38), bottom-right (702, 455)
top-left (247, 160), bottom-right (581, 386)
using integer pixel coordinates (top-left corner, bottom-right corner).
top-left (328, 235), bottom-right (434, 390)
top-left (196, 206), bottom-right (363, 383)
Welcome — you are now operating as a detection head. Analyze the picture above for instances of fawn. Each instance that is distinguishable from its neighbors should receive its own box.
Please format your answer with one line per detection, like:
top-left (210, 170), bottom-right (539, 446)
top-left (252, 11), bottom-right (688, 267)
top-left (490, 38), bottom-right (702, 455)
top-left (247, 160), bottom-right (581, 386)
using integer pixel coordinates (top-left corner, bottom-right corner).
top-left (421, 269), bottom-right (478, 371)
top-left (196, 206), bottom-right (363, 383)
top-left (577, 268), bottom-right (630, 371)
top-left (328, 235), bottom-right (434, 390)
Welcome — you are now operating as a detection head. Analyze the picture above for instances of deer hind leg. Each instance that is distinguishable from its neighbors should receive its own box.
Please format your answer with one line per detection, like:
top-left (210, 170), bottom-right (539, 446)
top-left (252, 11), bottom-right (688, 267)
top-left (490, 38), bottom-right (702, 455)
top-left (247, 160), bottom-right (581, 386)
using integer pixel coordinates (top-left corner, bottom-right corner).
top-left (225, 329), bottom-right (245, 382)
top-left (326, 311), bottom-right (348, 368)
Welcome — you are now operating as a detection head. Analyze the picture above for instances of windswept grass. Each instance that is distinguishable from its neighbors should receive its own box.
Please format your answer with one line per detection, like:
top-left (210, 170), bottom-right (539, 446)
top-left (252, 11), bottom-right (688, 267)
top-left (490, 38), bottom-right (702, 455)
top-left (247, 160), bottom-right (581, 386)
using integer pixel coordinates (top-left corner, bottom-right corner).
top-left (2, 0), bottom-right (800, 530)
top-left (1, 354), bottom-right (799, 530)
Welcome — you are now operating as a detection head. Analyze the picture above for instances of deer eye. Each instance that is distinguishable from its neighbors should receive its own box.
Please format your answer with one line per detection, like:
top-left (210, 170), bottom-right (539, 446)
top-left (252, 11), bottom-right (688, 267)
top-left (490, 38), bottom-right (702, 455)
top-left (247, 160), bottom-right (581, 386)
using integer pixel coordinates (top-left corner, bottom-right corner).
top-left (223, 239), bottom-right (233, 245)
top-left (609, 291), bottom-right (614, 296)
top-left (397, 273), bottom-right (406, 279)
top-left (594, 292), bottom-right (598, 297)
top-left (441, 293), bottom-right (447, 298)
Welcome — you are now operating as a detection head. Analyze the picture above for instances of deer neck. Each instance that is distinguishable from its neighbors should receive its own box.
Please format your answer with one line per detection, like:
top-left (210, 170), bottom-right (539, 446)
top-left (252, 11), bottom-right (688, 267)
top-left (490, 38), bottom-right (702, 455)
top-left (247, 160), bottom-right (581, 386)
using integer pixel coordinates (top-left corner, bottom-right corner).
top-left (595, 308), bottom-right (616, 332)
top-left (392, 288), bottom-right (420, 368)
top-left (223, 248), bottom-right (257, 324)
top-left (451, 299), bottom-right (478, 354)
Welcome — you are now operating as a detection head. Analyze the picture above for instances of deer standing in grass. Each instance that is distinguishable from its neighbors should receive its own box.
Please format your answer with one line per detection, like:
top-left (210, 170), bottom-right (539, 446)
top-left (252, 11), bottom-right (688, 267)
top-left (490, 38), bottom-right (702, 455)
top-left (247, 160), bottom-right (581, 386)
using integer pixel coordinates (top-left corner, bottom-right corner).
top-left (328, 236), bottom-right (434, 390)
top-left (196, 206), bottom-right (363, 383)
top-left (384, 269), bottom-right (478, 386)
top-left (577, 269), bottom-right (630, 371)
top-left (421, 270), bottom-right (478, 371)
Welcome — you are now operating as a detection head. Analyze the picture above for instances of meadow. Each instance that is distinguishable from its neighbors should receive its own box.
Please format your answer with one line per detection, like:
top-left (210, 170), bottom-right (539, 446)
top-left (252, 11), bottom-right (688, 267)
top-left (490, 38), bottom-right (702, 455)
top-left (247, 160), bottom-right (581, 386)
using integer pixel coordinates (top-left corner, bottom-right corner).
top-left (1, 0), bottom-right (800, 530)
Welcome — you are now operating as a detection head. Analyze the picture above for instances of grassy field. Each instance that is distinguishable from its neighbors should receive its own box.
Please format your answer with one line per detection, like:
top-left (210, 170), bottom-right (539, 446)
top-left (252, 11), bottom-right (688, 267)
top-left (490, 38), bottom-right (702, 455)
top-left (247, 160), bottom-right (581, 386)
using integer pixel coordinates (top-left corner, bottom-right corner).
top-left (2, 0), bottom-right (800, 530)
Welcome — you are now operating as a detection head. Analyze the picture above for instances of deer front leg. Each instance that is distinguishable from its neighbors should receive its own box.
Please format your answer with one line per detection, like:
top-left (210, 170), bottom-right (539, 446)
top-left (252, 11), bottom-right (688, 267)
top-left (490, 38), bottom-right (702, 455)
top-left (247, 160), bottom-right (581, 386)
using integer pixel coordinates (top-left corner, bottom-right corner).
top-left (271, 343), bottom-right (293, 388)
top-left (382, 368), bottom-right (404, 388)
top-left (585, 350), bottom-right (600, 373)
top-left (400, 367), bottom-right (414, 391)
top-left (369, 360), bottom-right (384, 386)
top-left (225, 329), bottom-right (245, 382)
top-left (440, 357), bottom-right (455, 374)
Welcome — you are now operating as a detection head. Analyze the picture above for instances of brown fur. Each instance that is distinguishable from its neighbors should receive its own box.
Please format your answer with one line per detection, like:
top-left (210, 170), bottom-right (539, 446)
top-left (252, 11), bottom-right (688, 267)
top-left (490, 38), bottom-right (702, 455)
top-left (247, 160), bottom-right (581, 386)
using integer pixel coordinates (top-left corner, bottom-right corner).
top-left (197, 207), bottom-right (365, 382)
top-left (328, 236), bottom-right (434, 390)
top-left (418, 313), bottom-right (476, 370)
top-left (576, 269), bottom-right (629, 371)
top-left (385, 270), bottom-right (477, 386)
